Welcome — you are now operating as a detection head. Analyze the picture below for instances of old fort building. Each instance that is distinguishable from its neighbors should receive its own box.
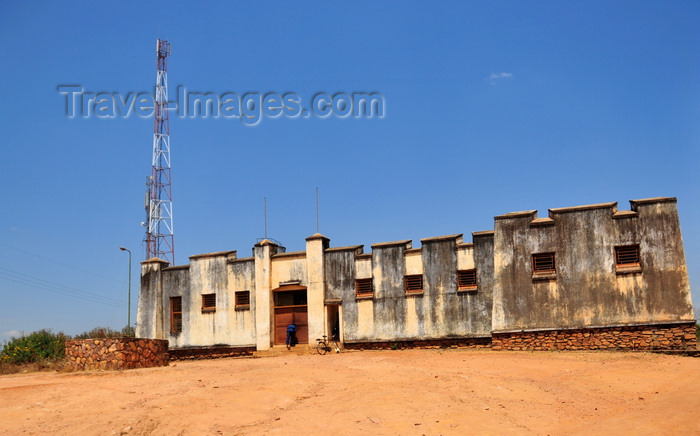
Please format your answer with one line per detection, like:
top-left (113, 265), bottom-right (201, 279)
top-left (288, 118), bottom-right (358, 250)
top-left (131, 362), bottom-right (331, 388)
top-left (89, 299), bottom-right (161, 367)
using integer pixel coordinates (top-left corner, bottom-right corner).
top-left (136, 197), bottom-right (697, 352)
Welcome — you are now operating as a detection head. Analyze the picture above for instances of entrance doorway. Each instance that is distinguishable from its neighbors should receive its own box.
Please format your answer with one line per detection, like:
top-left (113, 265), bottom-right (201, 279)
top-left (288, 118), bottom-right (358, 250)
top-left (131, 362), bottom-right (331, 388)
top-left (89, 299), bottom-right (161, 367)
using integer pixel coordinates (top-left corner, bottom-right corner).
top-left (273, 286), bottom-right (308, 345)
top-left (326, 304), bottom-right (340, 342)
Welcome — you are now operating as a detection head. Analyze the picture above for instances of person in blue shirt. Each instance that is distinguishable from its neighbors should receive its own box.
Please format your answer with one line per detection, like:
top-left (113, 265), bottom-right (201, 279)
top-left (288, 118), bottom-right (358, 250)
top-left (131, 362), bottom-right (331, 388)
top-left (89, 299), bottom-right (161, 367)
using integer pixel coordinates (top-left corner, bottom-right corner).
top-left (286, 322), bottom-right (296, 349)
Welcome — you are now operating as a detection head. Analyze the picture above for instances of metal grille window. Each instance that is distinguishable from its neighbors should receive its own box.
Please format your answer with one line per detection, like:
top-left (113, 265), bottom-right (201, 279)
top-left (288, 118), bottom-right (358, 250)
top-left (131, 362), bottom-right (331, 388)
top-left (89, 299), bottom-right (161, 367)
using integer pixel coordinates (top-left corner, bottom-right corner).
top-left (615, 245), bottom-right (640, 266)
top-left (202, 293), bottom-right (216, 312)
top-left (404, 274), bottom-right (423, 293)
top-left (457, 269), bottom-right (478, 289)
top-left (532, 253), bottom-right (555, 274)
top-left (170, 297), bottom-right (182, 333)
top-left (235, 291), bottom-right (250, 309)
top-left (355, 278), bottom-right (374, 297)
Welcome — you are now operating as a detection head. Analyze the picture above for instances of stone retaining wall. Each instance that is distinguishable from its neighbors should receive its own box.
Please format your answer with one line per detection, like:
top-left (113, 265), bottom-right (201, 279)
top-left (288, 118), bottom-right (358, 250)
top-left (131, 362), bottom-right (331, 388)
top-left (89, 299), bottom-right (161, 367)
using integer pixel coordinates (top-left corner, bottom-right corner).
top-left (64, 338), bottom-right (169, 371)
top-left (491, 323), bottom-right (697, 351)
top-left (344, 337), bottom-right (491, 350)
top-left (169, 346), bottom-right (256, 360)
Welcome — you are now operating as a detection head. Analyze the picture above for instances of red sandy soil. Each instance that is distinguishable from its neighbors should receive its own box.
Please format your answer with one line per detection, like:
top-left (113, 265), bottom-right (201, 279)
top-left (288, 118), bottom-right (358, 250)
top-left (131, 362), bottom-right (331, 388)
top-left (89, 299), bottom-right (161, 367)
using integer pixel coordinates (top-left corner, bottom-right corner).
top-left (0, 349), bottom-right (698, 435)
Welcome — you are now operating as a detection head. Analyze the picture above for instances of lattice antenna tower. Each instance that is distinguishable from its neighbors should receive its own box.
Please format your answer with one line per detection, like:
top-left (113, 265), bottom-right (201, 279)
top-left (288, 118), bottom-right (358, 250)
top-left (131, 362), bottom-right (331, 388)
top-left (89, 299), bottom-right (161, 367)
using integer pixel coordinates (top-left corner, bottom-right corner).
top-left (144, 39), bottom-right (174, 265)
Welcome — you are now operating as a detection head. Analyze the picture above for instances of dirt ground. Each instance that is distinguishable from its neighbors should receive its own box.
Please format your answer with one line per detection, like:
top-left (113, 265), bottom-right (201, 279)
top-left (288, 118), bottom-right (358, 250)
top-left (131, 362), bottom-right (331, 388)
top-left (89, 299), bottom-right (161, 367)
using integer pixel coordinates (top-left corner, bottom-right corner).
top-left (0, 349), bottom-right (698, 435)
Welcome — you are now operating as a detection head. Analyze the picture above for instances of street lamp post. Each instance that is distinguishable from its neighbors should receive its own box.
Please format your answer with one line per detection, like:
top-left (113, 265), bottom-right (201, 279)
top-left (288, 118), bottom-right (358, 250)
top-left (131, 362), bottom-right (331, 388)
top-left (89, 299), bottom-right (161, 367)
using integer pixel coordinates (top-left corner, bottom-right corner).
top-left (119, 247), bottom-right (132, 336)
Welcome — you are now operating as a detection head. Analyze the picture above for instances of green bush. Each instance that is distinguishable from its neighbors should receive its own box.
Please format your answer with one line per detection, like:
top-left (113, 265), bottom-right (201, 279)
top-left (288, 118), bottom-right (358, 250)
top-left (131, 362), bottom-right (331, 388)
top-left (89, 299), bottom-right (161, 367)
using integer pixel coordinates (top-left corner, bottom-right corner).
top-left (72, 325), bottom-right (134, 339)
top-left (72, 326), bottom-right (122, 340)
top-left (1, 329), bottom-right (67, 365)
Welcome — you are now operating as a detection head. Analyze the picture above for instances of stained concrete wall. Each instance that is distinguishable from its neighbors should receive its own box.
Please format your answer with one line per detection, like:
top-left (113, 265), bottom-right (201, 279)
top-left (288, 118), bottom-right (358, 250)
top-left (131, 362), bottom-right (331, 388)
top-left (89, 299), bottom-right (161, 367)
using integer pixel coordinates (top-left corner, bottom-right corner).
top-left (270, 253), bottom-right (307, 287)
top-left (324, 246), bottom-right (361, 341)
top-left (136, 258), bottom-right (169, 339)
top-left (330, 234), bottom-right (493, 343)
top-left (306, 234), bottom-right (330, 346)
top-left (138, 251), bottom-right (257, 349)
top-left (227, 257), bottom-right (256, 345)
top-left (161, 265), bottom-right (190, 344)
top-left (492, 197), bottom-right (694, 332)
top-left (136, 197), bottom-right (695, 351)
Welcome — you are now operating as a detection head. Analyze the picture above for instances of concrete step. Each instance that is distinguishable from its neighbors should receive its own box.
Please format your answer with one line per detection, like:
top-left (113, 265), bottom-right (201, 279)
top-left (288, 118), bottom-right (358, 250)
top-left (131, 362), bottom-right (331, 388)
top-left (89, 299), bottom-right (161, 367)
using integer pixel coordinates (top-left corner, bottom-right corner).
top-left (253, 346), bottom-right (317, 358)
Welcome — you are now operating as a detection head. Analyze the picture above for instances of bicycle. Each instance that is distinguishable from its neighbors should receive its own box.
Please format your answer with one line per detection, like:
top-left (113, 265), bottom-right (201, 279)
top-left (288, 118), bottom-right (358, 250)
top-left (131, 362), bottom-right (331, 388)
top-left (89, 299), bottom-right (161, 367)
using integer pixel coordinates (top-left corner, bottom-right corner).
top-left (316, 335), bottom-right (341, 355)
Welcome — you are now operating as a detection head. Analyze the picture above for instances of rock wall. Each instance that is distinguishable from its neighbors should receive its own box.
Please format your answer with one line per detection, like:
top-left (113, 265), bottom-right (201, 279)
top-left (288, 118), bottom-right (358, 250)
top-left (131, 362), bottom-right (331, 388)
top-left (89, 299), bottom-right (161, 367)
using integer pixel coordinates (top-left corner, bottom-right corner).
top-left (168, 346), bottom-right (255, 360)
top-left (491, 323), bottom-right (697, 351)
top-left (64, 338), bottom-right (169, 371)
top-left (344, 337), bottom-right (491, 350)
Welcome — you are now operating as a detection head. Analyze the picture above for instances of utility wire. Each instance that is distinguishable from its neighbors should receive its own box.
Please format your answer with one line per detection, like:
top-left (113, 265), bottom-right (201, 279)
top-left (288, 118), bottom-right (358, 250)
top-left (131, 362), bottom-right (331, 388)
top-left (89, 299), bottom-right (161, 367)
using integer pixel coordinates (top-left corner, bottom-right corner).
top-left (0, 267), bottom-right (123, 307)
top-left (0, 241), bottom-right (125, 284)
top-left (0, 273), bottom-right (122, 308)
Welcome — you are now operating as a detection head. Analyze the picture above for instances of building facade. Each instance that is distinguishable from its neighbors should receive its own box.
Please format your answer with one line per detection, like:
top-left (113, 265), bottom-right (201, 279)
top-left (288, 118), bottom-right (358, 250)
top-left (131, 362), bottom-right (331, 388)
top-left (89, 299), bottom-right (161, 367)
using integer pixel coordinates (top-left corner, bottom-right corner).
top-left (136, 197), bottom-right (697, 351)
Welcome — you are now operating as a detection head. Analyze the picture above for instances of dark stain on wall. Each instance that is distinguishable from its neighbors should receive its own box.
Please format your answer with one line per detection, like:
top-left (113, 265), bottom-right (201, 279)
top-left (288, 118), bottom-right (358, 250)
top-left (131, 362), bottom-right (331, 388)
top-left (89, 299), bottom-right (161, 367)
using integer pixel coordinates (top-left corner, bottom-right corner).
top-left (421, 234), bottom-right (493, 337)
top-left (324, 249), bottom-right (358, 336)
top-left (470, 232), bottom-right (495, 336)
top-left (138, 267), bottom-right (160, 336)
top-left (494, 199), bottom-right (693, 332)
top-left (422, 238), bottom-right (457, 332)
top-left (230, 259), bottom-right (256, 330)
top-left (372, 244), bottom-right (407, 339)
top-left (162, 268), bottom-right (190, 336)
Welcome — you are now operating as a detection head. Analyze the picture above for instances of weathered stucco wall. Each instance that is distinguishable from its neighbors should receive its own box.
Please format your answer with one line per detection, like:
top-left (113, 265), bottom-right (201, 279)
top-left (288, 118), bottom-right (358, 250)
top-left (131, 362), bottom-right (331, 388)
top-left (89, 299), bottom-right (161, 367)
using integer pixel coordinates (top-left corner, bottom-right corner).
top-left (175, 252), bottom-right (229, 346)
top-left (136, 197), bottom-right (695, 353)
top-left (306, 234), bottom-right (330, 346)
top-left (369, 241), bottom-right (409, 340)
top-left (270, 253), bottom-right (308, 287)
top-left (334, 234), bottom-right (493, 343)
top-left (324, 246), bottom-right (360, 341)
top-left (136, 258), bottom-right (169, 339)
top-left (492, 198), bottom-right (694, 332)
top-left (471, 231), bottom-right (495, 335)
top-left (161, 265), bottom-right (190, 345)
top-left (227, 257), bottom-right (256, 345)
top-left (142, 251), bottom-right (257, 349)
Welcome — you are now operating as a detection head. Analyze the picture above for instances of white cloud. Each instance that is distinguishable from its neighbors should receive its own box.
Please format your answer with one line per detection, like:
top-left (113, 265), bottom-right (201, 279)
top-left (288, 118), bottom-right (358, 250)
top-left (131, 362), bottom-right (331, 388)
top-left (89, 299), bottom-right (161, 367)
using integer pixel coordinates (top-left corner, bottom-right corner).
top-left (2, 330), bottom-right (22, 339)
top-left (488, 72), bottom-right (513, 84)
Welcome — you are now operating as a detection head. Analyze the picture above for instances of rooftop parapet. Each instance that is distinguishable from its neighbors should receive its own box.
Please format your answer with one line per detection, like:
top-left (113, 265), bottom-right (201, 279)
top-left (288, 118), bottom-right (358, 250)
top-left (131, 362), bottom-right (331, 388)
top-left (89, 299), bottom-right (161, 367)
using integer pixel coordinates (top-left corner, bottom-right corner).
top-left (420, 234), bottom-right (464, 244)
top-left (494, 197), bottom-right (678, 227)
top-left (141, 257), bottom-right (170, 266)
top-left (189, 250), bottom-right (237, 260)
top-left (370, 239), bottom-right (413, 249)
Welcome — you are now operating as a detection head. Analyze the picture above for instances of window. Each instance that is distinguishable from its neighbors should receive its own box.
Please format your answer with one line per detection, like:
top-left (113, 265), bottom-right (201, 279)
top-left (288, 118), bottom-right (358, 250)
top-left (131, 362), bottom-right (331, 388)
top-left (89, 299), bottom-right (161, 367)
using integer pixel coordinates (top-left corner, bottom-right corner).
top-left (170, 297), bottom-right (182, 333)
top-left (615, 245), bottom-right (641, 274)
top-left (457, 269), bottom-right (478, 290)
top-left (532, 253), bottom-right (555, 274)
top-left (615, 245), bottom-right (640, 266)
top-left (235, 291), bottom-right (250, 310)
top-left (274, 290), bottom-right (307, 307)
top-left (404, 274), bottom-right (423, 293)
top-left (202, 293), bottom-right (216, 312)
top-left (355, 278), bottom-right (374, 297)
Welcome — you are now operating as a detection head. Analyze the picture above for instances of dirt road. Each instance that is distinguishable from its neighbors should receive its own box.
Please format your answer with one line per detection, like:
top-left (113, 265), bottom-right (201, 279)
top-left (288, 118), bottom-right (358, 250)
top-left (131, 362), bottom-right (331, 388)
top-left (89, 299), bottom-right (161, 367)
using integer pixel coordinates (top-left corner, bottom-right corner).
top-left (1, 349), bottom-right (698, 435)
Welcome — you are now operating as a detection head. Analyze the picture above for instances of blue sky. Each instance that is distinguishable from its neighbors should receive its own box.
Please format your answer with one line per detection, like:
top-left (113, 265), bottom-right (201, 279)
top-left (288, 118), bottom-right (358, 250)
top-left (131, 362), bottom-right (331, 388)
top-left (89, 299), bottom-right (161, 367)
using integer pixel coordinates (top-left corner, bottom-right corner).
top-left (0, 2), bottom-right (698, 343)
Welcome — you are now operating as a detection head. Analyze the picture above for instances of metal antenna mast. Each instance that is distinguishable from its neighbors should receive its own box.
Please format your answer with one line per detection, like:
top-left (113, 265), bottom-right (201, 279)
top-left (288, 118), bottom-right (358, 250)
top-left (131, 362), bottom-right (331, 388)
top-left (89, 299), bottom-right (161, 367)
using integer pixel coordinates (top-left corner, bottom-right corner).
top-left (144, 39), bottom-right (174, 264)
top-left (263, 197), bottom-right (268, 239)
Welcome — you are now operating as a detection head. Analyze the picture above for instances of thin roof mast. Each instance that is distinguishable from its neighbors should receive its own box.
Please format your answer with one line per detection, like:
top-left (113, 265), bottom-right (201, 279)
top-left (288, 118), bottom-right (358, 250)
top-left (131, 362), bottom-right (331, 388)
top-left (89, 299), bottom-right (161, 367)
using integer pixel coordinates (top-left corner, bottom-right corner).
top-left (315, 187), bottom-right (319, 234)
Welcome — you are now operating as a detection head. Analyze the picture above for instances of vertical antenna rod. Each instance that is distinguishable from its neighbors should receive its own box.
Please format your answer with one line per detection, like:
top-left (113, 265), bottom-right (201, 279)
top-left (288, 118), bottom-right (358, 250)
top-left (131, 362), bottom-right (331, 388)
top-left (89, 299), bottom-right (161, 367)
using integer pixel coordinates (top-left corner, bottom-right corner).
top-left (263, 197), bottom-right (268, 239)
top-left (144, 39), bottom-right (174, 265)
top-left (315, 187), bottom-right (319, 233)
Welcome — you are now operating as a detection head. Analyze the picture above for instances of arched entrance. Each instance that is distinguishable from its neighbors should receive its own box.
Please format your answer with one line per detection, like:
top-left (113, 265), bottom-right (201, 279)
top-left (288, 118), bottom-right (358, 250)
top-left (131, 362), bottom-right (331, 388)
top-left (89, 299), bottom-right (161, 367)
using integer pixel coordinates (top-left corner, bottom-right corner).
top-left (272, 285), bottom-right (308, 345)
